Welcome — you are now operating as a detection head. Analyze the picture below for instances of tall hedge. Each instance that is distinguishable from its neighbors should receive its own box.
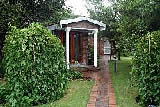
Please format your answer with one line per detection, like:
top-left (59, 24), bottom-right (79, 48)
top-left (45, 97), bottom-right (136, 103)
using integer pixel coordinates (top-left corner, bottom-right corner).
top-left (132, 31), bottom-right (160, 106)
top-left (1, 23), bottom-right (68, 106)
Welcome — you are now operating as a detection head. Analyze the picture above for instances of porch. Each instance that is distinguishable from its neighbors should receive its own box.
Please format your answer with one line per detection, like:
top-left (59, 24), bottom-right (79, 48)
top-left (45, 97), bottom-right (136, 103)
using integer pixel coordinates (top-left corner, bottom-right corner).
top-left (48, 17), bottom-right (106, 69)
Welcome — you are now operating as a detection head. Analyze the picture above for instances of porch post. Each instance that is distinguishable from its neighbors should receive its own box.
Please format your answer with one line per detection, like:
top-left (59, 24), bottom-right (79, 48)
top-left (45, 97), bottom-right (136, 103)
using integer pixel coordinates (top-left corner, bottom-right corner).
top-left (94, 29), bottom-right (98, 67)
top-left (66, 27), bottom-right (71, 69)
top-left (70, 32), bottom-right (75, 64)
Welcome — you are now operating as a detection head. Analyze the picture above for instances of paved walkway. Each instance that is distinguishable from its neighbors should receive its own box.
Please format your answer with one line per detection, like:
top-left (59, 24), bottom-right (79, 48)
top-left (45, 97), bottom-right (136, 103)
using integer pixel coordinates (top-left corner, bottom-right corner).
top-left (87, 55), bottom-right (117, 107)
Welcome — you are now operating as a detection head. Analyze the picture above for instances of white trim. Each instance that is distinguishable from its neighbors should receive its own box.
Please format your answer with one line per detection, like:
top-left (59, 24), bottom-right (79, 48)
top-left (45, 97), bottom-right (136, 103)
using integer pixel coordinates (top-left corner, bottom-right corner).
top-left (60, 17), bottom-right (106, 31)
top-left (94, 29), bottom-right (98, 67)
top-left (71, 27), bottom-right (98, 31)
top-left (65, 27), bottom-right (71, 69)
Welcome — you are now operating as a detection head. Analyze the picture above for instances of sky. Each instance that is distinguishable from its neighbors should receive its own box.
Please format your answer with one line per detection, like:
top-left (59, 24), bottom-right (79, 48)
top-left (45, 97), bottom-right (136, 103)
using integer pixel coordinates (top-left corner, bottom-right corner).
top-left (65, 0), bottom-right (111, 17)
top-left (65, 0), bottom-right (90, 17)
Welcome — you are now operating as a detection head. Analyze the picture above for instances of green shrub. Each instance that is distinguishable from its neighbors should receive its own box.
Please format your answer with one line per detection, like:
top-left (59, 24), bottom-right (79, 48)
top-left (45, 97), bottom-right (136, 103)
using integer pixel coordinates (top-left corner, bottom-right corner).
top-left (0, 60), bottom-right (5, 78)
top-left (0, 84), bottom-right (11, 104)
top-left (132, 31), bottom-right (160, 106)
top-left (68, 69), bottom-right (83, 80)
top-left (1, 23), bottom-right (68, 106)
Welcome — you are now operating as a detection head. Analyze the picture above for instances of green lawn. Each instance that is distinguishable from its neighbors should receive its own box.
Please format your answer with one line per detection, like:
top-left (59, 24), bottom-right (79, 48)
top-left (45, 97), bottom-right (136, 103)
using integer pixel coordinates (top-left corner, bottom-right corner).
top-left (109, 57), bottom-right (140, 107)
top-left (39, 80), bottom-right (94, 107)
top-left (0, 80), bottom-right (93, 107)
top-left (0, 75), bottom-right (93, 107)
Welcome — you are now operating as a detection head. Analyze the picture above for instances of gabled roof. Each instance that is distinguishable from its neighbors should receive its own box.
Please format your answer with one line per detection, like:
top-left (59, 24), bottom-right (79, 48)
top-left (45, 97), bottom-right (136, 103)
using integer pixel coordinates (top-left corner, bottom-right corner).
top-left (60, 17), bottom-right (106, 31)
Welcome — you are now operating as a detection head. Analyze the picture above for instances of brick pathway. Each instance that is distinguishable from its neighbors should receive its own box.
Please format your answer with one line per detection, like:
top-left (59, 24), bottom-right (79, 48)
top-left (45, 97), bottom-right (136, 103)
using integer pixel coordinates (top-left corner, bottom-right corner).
top-left (87, 55), bottom-right (117, 107)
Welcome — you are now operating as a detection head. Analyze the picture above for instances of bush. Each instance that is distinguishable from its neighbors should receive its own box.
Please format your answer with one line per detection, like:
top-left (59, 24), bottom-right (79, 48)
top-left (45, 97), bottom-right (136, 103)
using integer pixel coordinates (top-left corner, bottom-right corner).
top-left (132, 31), bottom-right (160, 106)
top-left (0, 60), bottom-right (5, 78)
top-left (1, 23), bottom-right (68, 106)
top-left (68, 69), bottom-right (83, 80)
top-left (0, 84), bottom-right (11, 104)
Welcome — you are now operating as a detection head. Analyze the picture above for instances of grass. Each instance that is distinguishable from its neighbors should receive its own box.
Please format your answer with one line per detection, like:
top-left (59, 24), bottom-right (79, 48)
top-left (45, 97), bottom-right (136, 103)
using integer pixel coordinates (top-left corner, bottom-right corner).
top-left (0, 63), bottom-right (93, 107)
top-left (109, 57), bottom-right (140, 107)
top-left (39, 80), bottom-right (94, 107)
top-left (0, 79), bottom-right (93, 107)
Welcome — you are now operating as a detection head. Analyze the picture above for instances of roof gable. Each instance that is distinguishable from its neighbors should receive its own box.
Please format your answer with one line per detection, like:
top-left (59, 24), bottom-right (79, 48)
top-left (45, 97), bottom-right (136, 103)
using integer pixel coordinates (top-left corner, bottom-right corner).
top-left (67, 21), bottom-right (98, 29)
top-left (60, 17), bottom-right (106, 31)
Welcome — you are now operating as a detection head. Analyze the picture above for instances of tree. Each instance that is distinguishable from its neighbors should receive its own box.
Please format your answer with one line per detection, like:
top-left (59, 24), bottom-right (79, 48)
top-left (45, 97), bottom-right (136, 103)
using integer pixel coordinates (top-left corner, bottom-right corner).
top-left (0, 1), bottom-right (24, 59)
top-left (5, 0), bottom-right (68, 26)
top-left (87, 0), bottom-right (160, 55)
top-left (0, 0), bottom-right (72, 59)
top-left (116, 0), bottom-right (160, 54)
top-left (86, 0), bottom-right (121, 57)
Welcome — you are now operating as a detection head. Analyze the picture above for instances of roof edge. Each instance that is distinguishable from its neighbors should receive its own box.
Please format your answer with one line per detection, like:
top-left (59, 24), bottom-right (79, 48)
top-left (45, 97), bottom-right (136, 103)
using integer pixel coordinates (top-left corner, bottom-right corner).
top-left (60, 17), bottom-right (106, 30)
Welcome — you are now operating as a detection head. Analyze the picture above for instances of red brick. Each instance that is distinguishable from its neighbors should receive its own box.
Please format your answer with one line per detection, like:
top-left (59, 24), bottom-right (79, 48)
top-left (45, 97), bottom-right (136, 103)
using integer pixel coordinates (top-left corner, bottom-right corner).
top-left (89, 96), bottom-right (96, 102)
top-left (90, 92), bottom-right (98, 97)
top-left (87, 103), bottom-right (95, 107)
top-left (109, 104), bottom-right (117, 107)
top-left (87, 56), bottom-right (117, 107)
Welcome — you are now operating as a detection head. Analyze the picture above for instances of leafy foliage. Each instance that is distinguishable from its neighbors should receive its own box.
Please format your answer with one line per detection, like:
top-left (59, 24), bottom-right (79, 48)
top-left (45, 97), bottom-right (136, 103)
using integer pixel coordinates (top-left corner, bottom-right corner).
top-left (116, 0), bottom-right (160, 53)
top-left (1, 0), bottom-right (70, 26)
top-left (1, 23), bottom-right (68, 106)
top-left (0, 60), bottom-right (5, 78)
top-left (0, 0), bottom-right (72, 60)
top-left (87, 0), bottom-right (119, 39)
top-left (0, 83), bottom-right (10, 105)
top-left (68, 69), bottom-right (83, 80)
top-left (132, 31), bottom-right (160, 106)
top-left (87, 0), bottom-right (160, 55)
top-left (0, 1), bottom-right (24, 59)
top-left (86, 0), bottom-right (122, 56)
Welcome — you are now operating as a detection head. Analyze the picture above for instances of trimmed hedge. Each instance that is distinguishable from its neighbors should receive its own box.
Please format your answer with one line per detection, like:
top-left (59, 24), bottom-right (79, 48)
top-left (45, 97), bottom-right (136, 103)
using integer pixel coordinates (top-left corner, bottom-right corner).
top-left (0, 23), bottom-right (68, 106)
top-left (132, 31), bottom-right (160, 106)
